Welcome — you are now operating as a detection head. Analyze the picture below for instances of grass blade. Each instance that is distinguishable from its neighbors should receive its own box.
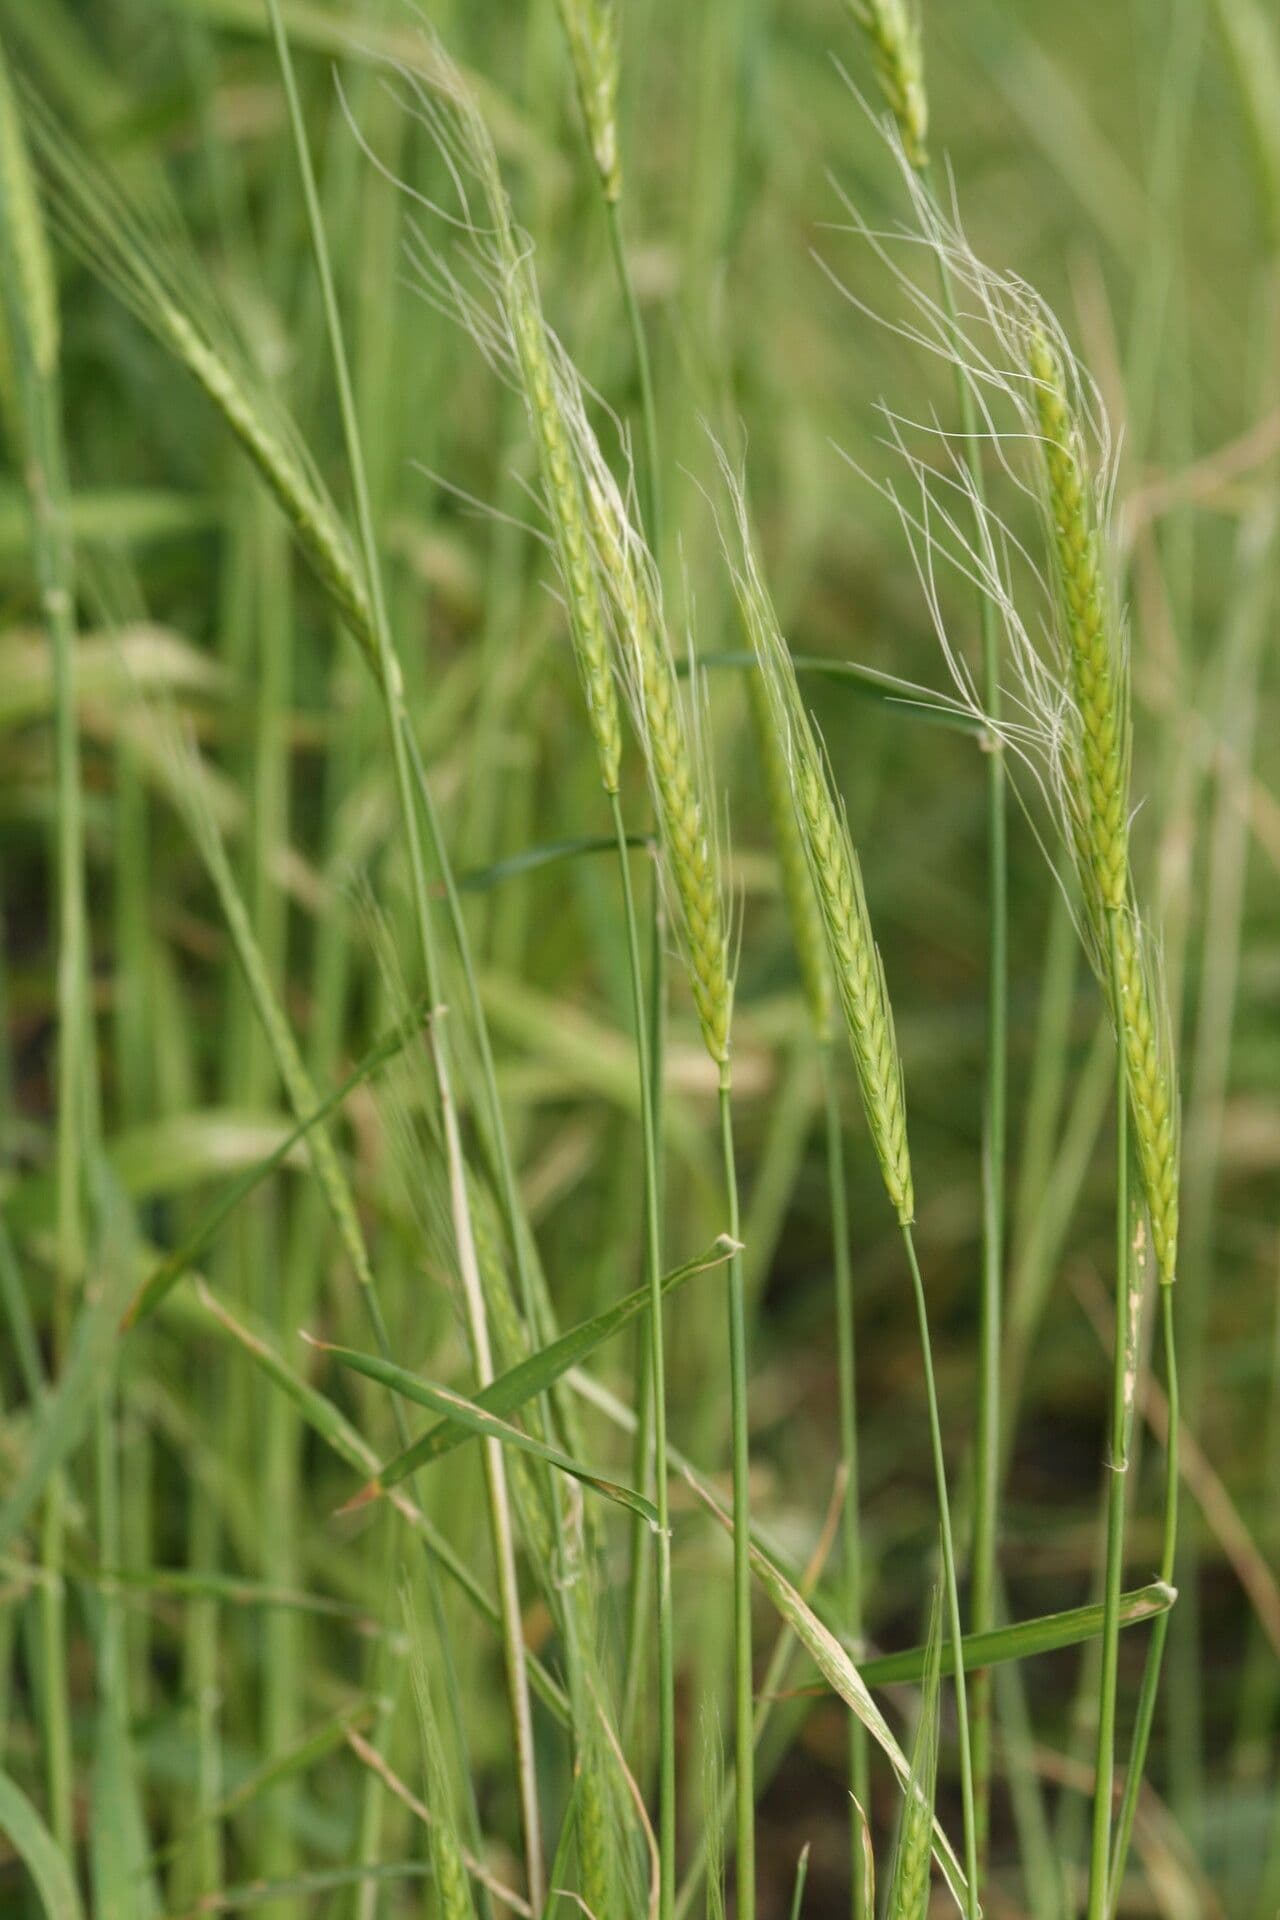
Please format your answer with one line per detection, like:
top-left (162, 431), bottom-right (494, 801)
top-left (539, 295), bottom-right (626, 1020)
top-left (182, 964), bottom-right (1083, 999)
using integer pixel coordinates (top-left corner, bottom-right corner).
top-left (858, 1581), bottom-right (1177, 1688)
top-left (359, 1236), bottom-right (735, 1495)
top-left (0, 1771), bottom-right (85, 1920)
top-left (123, 995), bottom-right (432, 1326)
top-left (309, 1338), bottom-right (659, 1527)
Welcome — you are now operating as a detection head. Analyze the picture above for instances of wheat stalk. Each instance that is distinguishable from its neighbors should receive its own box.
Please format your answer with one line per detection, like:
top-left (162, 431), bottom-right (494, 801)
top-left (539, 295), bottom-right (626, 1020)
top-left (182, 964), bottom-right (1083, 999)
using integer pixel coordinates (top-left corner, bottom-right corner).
top-left (0, 56), bottom-right (58, 382)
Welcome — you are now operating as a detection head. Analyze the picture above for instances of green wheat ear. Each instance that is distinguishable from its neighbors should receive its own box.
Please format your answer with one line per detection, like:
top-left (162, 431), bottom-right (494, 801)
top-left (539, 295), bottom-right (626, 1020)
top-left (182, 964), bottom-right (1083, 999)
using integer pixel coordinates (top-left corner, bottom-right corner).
top-left (555, 0), bottom-right (622, 201)
top-left (720, 464), bottom-right (912, 1222)
top-left (746, 668), bottom-right (834, 1045)
top-left (1022, 327), bottom-right (1178, 1285)
top-left (596, 488), bottom-right (733, 1069)
top-left (547, 381), bottom-right (731, 1070)
top-left (865, 172), bottom-right (1181, 1285)
top-left (1027, 325), bottom-right (1130, 913)
top-left (26, 96), bottom-right (377, 668)
top-left (0, 52), bottom-right (59, 382)
top-left (847, 0), bottom-right (929, 167)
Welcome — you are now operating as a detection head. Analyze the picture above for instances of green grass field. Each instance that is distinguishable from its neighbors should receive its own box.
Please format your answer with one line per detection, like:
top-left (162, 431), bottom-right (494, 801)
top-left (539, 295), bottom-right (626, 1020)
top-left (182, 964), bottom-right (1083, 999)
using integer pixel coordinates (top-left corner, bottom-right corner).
top-left (0, 0), bottom-right (1276, 1914)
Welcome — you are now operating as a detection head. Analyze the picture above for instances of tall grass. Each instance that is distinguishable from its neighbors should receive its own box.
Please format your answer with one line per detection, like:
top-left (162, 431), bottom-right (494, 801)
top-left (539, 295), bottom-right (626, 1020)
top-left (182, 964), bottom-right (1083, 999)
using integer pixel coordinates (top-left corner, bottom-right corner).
top-left (0, 4), bottom-right (1271, 1919)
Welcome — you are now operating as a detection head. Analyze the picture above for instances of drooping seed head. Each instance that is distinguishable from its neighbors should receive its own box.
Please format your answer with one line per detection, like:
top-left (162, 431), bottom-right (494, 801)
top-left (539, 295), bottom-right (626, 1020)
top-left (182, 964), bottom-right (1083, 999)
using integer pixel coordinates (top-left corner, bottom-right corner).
top-left (836, 170), bottom-right (1178, 1280)
top-left (746, 669), bottom-right (834, 1043)
top-left (0, 50), bottom-right (59, 383)
top-left (569, 420), bottom-right (733, 1068)
top-left (1026, 324), bottom-right (1130, 913)
top-left (25, 99), bottom-right (379, 667)
top-left (160, 304), bottom-right (378, 665)
top-left (1112, 910), bottom-right (1179, 1285)
top-left (555, 0), bottom-right (622, 202)
top-left (718, 459), bottom-right (912, 1220)
top-left (847, 0), bottom-right (929, 168)
top-left (502, 259), bottom-right (623, 792)
top-left (394, 55), bottom-right (623, 793)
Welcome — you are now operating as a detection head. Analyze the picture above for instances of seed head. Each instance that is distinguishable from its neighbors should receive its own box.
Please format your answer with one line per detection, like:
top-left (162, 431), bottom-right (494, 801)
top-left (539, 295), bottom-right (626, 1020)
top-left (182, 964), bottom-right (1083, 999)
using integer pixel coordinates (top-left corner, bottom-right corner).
top-left (848, 0), bottom-right (929, 168)
top-left (720, 464), bottom-right (912, 1220)
top-left (555, 0), bottom-right (622, 202)
top-left (0, 50), bottom-right (59, 382)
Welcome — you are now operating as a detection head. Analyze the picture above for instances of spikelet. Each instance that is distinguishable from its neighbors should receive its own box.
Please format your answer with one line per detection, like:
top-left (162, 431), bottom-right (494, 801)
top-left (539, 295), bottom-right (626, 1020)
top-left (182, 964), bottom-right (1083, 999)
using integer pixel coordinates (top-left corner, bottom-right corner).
top-left (1021, 329), bottom-right (1177, 1283)
top-left (1026, 326), bottom-right (1129, 912)
top-left (164, 305), bottom-right (377, 662)
top-left (0, 50), bottom-right (59, 382)
top-left (1113, 910), bottom-right (1179, 1287)
top-left (391, 54), bottom-right (623, 794)
top-left (555, 0), bottom-right (622, 201)
top-left (571, 422), bottom-right (733, 1069)
top-left (840, 170), bottom-right (1179, 1281)
top-left (27, 100), bottom-right (378, 666)
top-left (719, 464), bottom-right (912, 1222)
top-left (847, 0), bottom-right (928, 168)
top-left (746, 631), bottom-right (834, 1044)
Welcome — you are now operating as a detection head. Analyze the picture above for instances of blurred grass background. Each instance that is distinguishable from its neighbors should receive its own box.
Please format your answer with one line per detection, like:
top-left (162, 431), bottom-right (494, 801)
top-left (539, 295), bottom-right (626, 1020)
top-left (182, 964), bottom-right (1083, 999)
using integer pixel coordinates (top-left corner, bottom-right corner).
top-left (0, 0), bottom-right (1277, 1913)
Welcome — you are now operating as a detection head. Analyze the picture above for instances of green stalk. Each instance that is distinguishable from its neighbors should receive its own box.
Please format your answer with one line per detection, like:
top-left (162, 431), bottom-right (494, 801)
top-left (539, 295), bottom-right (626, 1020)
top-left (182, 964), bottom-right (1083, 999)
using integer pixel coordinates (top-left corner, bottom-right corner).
top-left (621, 859), bottom-right (666, 1763)
top-left (604, 197), bottom-right (661, 552)
top-left (260, 7), bottom-right (543, 1902)
top-left (719, 1074), bottom-right (754, 1920)
top-left (820, 1045), bottom-right (869, 1917)
top-left (0, 84), bottom-right (89, 1849)
top-left (1106, 1283), bottom-right (1179, 1914)
top-left (1087, 908), bottom-right (1133, 1920)
top-left (609, 795), bottom-right (675, 1920)
top-left (921, 164), bottom-right (1007, 1860)
top-left (900, 1223), bottom-right (980, 1920)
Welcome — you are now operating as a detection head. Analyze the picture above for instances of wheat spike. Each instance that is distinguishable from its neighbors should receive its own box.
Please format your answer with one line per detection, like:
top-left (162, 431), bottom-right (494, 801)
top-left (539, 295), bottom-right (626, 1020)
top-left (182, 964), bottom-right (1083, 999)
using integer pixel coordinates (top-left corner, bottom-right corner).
top-left (585, 460), bottom-right (732, 1066)
top-left (555, 0), bottom-right (622, 201)
top-left (746, 666), bottom-right (834, 1043)
top-left (0, 51), bottom-right (59, 381)
top-left (1027, 325), bottom-right (1129, 911)
top-left (847, 0), bottom-right (928, 168)
top-left (721, 471), bottom-right (912, 1220)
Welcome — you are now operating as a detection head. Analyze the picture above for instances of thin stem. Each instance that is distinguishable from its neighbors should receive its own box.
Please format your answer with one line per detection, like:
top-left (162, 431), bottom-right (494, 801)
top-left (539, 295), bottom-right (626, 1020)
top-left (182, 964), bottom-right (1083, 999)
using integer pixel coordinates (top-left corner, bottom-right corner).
top-left (261, 10), bottom-right (543, 1902)
top-left (900, 1223), bottom-right (980, 1920)
top-left (719, 1074), bottom-right (754, 1920)
top-left (610, 794), bottom-right (676, 1920)
top-left (0, 291), bottom-right (91, 1868)
top-left (1087, 908), bottom-right (1132, 1920)
top-left (922, 161), bottom-right (1007, 1861)
top-left (605, 196), bottom-right (662, 553)
top-left (1106, 1283), bottom-right (1179, 1914)
top-left (820, 1045), bottom-right (869, 1918)
top-left (621, 858), bottom-right (667, 1755)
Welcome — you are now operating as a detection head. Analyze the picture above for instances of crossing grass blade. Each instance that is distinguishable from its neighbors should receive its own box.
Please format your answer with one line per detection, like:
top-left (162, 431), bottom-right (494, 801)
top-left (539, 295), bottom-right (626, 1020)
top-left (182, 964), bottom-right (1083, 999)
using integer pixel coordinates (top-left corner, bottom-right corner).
top-left (0, 1771), bottom-right (85, 1920)
top-left (307, 1336), bottom-right (660, 1527)
top-left (351, 1236), bottom-right (737, 1497)
top-left (686, 1471), bottom-right (969, 1911)
top-left (858, 1581), bottom-right (1177, 1688)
